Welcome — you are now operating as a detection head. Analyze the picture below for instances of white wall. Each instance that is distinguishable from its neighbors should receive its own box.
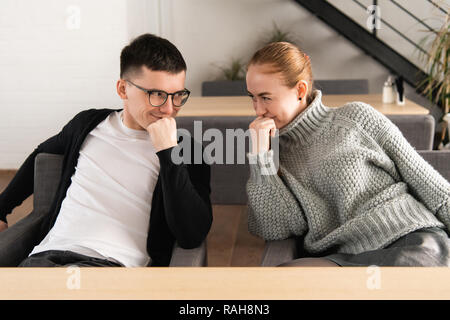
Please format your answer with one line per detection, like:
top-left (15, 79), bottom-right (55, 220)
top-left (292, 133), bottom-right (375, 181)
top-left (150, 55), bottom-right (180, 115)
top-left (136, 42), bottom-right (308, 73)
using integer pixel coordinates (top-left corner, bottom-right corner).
top-left (0, 0), bottom-right (443, 168)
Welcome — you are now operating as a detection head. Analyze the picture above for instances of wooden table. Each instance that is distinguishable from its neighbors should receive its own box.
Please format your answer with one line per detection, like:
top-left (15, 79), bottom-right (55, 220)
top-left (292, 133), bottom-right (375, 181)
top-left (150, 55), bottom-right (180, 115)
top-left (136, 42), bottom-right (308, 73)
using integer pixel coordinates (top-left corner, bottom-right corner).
top-left (178, 94), bottom-right (429, 117)
top-left (1, 267), bottom-right (449, 300)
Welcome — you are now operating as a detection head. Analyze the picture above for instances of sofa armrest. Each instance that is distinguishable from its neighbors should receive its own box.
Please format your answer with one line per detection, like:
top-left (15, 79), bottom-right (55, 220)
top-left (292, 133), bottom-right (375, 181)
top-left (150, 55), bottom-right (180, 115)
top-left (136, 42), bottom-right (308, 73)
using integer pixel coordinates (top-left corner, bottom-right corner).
top-left (0, 211), bottom-right (44, 267)
top-left (418, 150), bottom-right (450, 182)
top-left (388, 115), bottom-right (435, 150)
top-left (169, 241), bottom-right (207, 267)
top-left (34, 153), bottom-right (63, 217)
top-left (261, 238), bottom-right (297, 266)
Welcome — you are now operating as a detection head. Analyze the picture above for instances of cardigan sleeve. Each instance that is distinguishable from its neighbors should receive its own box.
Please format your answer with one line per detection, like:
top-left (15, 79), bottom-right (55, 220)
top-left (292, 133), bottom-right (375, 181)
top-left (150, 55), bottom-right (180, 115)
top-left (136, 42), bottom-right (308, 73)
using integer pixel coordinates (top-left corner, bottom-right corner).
top-left (0, 112), bottom-right (79, 223)
top-left (246, 149), bottom-right (308, 240)
top-left (155, 139), bottom-right (213, 249)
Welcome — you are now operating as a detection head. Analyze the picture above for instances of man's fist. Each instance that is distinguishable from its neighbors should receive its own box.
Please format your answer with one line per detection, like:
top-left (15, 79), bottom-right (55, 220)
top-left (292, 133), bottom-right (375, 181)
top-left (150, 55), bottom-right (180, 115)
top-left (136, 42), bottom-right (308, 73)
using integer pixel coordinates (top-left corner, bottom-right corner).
top-left (146, 117), bottom-right (178, 152)
top-left (249, 116), bottom-right (277, 155)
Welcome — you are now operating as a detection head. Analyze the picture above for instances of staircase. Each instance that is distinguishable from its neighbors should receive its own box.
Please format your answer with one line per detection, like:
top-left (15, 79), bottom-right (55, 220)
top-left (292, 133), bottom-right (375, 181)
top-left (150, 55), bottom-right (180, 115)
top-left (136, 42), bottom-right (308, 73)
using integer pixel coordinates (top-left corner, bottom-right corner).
top-left (293, 0), bottom-right (447, 111)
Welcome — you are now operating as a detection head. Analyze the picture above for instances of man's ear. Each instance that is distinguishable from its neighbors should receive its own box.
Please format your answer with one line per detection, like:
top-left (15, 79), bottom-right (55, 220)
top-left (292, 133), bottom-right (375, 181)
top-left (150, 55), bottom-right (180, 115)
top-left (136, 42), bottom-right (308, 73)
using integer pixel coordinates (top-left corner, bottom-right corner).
top-left (116, 79), bottom-right (128, 100)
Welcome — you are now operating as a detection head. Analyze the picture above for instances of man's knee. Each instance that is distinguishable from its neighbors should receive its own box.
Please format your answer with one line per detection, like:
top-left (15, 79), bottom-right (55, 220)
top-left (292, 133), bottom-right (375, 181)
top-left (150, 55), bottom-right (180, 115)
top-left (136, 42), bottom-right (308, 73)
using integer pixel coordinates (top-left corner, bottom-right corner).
top-left (17, 256), bottom-right (59, 267)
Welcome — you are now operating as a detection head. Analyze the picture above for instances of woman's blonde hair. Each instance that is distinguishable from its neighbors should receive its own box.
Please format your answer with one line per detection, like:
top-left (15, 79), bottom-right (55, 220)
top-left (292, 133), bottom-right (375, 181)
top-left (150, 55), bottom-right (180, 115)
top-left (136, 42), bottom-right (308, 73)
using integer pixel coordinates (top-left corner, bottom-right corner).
top-left (247, 42), bottom-right (314, 105)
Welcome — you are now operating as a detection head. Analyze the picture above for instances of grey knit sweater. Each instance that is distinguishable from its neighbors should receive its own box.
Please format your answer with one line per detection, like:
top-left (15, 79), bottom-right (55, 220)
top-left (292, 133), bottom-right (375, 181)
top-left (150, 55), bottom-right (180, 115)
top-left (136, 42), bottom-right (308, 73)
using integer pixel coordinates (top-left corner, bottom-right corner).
top-left (246, 89), bottom-right (450, 255)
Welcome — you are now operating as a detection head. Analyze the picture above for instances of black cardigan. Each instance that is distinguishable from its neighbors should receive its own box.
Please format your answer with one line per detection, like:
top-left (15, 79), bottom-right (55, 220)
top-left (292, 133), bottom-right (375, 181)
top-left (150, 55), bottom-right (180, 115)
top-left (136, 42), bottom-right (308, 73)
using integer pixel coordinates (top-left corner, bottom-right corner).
top-left (0, 108), bottom-right (213, 266)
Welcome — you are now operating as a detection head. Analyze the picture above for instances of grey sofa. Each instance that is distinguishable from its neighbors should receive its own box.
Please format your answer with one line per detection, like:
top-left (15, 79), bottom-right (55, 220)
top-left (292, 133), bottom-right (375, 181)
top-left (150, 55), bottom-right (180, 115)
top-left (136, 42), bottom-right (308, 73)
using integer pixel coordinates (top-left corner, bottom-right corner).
top-left (202, 80), bottom-right (247, 96)
top-left (176, 114), bottom-right (437, 205)
top-left (201, 79), bottom-right (369, 96)
top-left (176, 113), bottom-right (450, 266)
top-left (0, 153), bottom-right (207, 267)
top-left (2, 113), bottom-right (443, 267)
top-left (202, 79), bottom-right (369, 97)
top-left (314, 79), bottom-right (369, 95)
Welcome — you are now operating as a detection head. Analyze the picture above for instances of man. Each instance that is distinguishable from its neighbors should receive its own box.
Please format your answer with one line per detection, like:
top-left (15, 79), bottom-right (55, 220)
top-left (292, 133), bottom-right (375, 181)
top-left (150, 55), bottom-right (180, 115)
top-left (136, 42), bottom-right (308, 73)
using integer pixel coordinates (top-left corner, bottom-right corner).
top-left (0, 34), bottom-right (212, 267)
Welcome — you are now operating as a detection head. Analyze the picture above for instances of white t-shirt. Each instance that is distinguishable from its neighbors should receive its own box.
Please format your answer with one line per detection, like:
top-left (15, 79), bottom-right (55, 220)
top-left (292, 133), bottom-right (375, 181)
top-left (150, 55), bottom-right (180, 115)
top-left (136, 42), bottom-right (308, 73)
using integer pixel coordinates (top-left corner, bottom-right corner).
top-left (30, 110), bottom-right (160, 267)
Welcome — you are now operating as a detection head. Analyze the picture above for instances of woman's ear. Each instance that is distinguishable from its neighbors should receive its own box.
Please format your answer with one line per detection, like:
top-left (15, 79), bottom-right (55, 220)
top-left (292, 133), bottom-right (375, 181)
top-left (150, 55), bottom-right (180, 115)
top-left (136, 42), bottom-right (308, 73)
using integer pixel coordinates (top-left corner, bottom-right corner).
top-left (116, 79), bottom-right (128, 100)
top-left (296, 80), bottom-right (308, 101)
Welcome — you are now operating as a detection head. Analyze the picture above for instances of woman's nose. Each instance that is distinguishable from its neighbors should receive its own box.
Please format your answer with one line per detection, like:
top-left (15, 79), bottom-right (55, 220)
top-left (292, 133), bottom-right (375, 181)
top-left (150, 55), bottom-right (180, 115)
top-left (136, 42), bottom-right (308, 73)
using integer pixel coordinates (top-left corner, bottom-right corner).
top-left (254, 100), bottom-right (266, 116)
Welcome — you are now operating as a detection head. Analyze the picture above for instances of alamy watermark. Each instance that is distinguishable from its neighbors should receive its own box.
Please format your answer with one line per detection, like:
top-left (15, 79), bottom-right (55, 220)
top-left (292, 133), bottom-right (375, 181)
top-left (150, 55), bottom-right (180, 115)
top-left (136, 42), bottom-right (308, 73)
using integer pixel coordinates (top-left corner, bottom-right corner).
top-left (366, 265), bottom-right (381, 290)
top-left (66, 5), bottom-right (81, 30)
top-left (171, 121), bottom-right (279, 175)
top-left (66, 265), bottom-right (81, 290)
top-left (366, 5), bottom-right (381, 31)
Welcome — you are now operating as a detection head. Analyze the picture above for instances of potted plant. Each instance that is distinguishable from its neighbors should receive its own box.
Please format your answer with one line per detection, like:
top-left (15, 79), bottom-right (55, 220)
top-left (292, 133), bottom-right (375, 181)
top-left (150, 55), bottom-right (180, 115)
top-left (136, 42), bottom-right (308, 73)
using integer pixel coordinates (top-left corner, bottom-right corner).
top-left (202, 22), bottom-right (297, 96)
top-left (215, 58), bottom-right (246, 81)
top-left (261, 22), bottom-right (298, 46)
top-left (417, 12), bottom-right (449, 149)
top-left (202, 58), bottom-right (247, 96)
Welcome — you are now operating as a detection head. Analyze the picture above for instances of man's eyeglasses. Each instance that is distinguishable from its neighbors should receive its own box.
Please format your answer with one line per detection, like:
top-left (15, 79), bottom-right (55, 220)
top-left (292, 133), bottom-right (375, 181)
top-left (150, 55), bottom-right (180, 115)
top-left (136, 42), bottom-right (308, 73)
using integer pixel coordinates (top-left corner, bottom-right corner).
top-left (125, 80), bottom-right (190, 107)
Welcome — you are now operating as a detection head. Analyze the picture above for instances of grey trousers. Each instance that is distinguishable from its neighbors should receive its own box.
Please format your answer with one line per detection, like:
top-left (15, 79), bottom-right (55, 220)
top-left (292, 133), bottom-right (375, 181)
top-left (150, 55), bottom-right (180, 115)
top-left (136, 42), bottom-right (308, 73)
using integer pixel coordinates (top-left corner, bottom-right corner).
top-left (282, 227), bottom-right (450, 267)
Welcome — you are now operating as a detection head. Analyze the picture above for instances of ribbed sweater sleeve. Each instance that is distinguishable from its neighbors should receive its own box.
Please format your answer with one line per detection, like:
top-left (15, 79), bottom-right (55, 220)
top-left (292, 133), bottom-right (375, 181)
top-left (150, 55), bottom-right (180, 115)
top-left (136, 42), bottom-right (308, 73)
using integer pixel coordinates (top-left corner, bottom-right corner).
top-left (375, 114), bottom-right (450, 231)
top-left (246, 149), bottom-right (308, 240)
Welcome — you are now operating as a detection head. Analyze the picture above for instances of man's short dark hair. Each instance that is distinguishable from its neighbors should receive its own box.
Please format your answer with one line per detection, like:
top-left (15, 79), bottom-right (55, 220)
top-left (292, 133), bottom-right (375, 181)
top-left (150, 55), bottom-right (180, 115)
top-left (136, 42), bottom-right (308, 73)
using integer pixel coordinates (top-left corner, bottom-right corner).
top-left (120, 33), bottom-right (187, 78)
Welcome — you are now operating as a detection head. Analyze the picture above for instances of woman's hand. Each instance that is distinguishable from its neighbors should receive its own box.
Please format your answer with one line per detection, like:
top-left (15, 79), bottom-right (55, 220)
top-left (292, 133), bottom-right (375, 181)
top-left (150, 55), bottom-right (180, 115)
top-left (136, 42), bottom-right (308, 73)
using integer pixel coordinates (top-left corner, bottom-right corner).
top-left (249, 116), bottom-right (277, 155)
top-left (0, 221), bottom-right (8, 232)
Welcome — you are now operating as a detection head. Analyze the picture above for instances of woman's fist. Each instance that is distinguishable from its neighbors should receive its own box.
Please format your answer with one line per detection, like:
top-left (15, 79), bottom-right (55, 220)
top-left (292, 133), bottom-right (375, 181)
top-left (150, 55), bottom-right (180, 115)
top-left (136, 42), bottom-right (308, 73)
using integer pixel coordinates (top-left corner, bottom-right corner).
top-left (249, 116), bottom-right (277, 155)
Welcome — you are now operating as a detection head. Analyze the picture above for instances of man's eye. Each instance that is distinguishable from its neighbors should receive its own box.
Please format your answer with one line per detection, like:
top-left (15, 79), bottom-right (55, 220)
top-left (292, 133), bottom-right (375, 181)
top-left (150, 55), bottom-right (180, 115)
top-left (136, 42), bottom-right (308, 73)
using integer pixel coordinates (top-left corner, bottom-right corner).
top-left (262, 97), bottom-right (271, 101)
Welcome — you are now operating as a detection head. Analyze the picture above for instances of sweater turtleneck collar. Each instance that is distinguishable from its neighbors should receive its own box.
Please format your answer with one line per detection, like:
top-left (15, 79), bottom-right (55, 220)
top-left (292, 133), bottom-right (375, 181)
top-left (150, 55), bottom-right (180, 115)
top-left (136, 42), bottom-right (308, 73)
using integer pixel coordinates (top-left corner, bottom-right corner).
top-left (278, 89), bottom-right (333, 145)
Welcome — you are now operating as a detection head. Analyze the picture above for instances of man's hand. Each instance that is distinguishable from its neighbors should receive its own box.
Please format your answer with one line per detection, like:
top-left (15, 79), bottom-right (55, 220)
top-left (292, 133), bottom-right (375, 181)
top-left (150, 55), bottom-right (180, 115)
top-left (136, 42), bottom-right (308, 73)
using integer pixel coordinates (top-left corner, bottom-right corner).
top-left (0, 221), bottom-right (8, 232)
top-left (146, 117), bottom-right (178, 153)
top-left (249, 116), bottom-right (277, 155)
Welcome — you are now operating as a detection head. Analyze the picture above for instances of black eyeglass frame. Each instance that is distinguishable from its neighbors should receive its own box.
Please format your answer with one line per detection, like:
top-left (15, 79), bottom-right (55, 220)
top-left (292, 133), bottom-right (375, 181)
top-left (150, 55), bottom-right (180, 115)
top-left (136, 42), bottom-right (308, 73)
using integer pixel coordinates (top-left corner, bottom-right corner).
top-left (125, 79), bottom-right (191, 107)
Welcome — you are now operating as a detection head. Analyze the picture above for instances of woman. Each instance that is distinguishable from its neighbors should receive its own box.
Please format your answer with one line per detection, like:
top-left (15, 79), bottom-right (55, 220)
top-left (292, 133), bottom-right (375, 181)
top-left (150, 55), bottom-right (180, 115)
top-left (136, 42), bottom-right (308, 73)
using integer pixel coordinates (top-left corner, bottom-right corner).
top-left (245, 41), bottom-right (450, 267)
